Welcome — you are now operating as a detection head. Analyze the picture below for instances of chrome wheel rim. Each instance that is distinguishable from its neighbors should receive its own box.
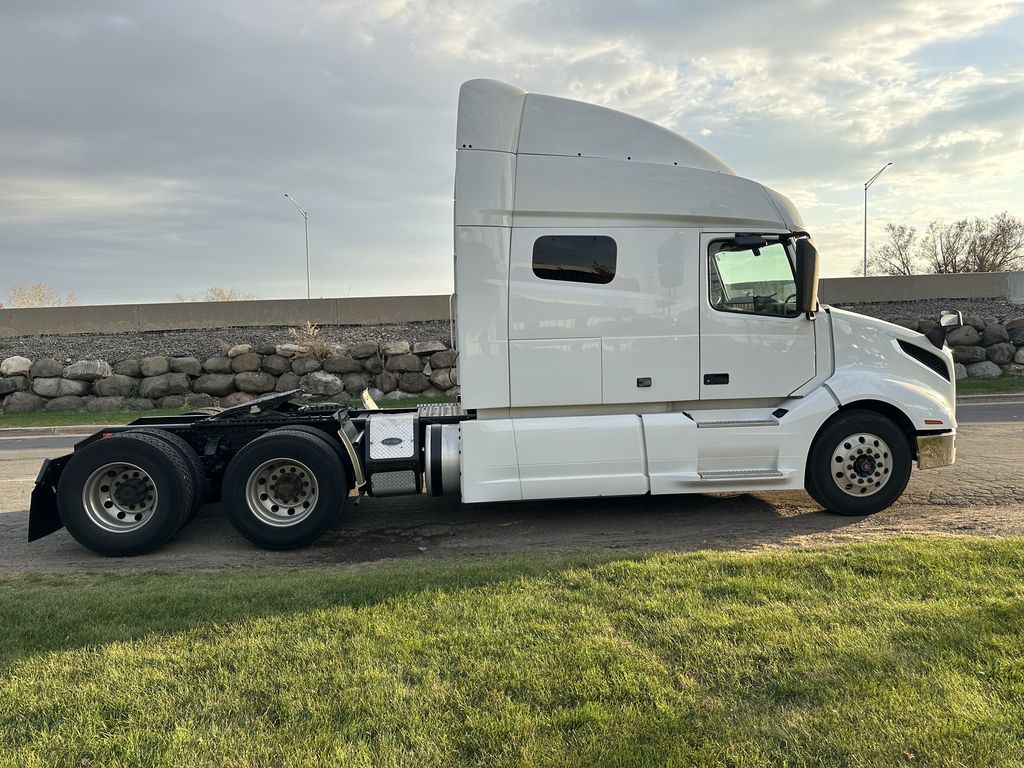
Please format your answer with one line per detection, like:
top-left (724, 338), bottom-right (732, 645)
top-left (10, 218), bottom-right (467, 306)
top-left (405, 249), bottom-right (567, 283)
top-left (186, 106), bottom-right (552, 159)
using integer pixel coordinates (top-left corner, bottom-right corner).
top-left (831, 432), bottom-right (892, 497)
top-left (244, 458), bottom-right (318, 527)
top-left (82, 462), bottom-right (159, 533)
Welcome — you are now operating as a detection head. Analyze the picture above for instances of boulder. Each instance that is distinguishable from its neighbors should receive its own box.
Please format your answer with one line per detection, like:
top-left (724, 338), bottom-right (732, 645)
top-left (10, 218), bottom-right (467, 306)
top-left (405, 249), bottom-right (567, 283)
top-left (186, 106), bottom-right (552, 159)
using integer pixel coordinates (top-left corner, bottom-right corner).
top-left (981, 324), bottom-right (1009, 346)
top-left (299, 371), bottom-right (344, 396)
top-left (230, 352), bottom-right (262, 373)
top-left (276, 343), bottom-right (307, 358)
top-left (362, 355), bottom-right (384, 374)
top-left (383, 390), bottom-right (409, 401)
top-left (276, 372), bottom-right (301, 392)
top-left (0, 356), bottom-right (31, 376)
top-left (1001, 364), bottom-right (1024, 377)
top-left (986, 342), bottom-right (1016, 365)
top-left (341, 372), bottom-right (370, 394)
top-left (291, 358), bottom-right (322, 375)
top-left (62, 360), bottom-right (112, 382)
top-left (0, 376), bottom-right (28, 395)
top-left (227, 344), bottom-right (252, 358)
top-left (157, 396), bottom-right (187, 409)
top-left (951, 346), bottom-right (986, 365)
top-left (398, 371), bottom-right (430, 393)
top-left (2, 391), bottom-right (46, 413)
top-left (322, 355), bottom-right (363, 374)
top-left (235, 371), bottom-right (278, 394)
top-left (86, 396), bottom-right (128, 413)
top-left (253, 343), bottom-right (279, 356)
top-left (45, 396), bottom-right (86, 412)
top-left (349, 341), bottom-right (378, 359)
top-left (202, 356), bottom-right (232, 374)
top-left (1009, 326), bottom-right (1024, 346)
top-left (221, 391), bottom-right (257, 408)
top-left (124, 398), bottom-right (156, 411)
top-left (139, 356), bottom-right (170, 377)
top-left (382, 341), bottom-right (411, 355)
top-left (430, 350), bottom-right (458, 369)
top-left (953, 363), bottom-right (967, 381)
top-left (366, 388), bottom-right (385, 403)
top-left (262, 354), bottom-right (292, 376)
top-left (945, 326), bottom-right (981, 347)
top-left (169, 357), bottom-right (203, 376)
top-left (112, 359), bottom-right (142, 377)
top-left (30, 358), bottom-right (64, 378)
top-left (430, 368), bottom-right (457, 390)
top-left (963, 315), bottom-right (985, 332)
top-left (33, 378), bottom-right (91, 398)
top-left (385, 353), bottom-right (424, 373)
top-left (186, 393), bottom-right (216, 408)
top-left (326, 343), bottom-right (349, 357)
top-left (412, 341), bottom-right (447, 355)
top-left (967, 361), bottom-right (1002, 379)
top-left (138, 372), bottom-right (190, 399)
top-left (93, 374), bottom-right (139, 398)
top-left (375, 372), bottom-right (399, 394)
top-left (1005, 317), bottom-right (1024, 331)
top-left (1015, 347), bottom-right (1024, 365)
top-left (193, 374), bottom-right (237, 397)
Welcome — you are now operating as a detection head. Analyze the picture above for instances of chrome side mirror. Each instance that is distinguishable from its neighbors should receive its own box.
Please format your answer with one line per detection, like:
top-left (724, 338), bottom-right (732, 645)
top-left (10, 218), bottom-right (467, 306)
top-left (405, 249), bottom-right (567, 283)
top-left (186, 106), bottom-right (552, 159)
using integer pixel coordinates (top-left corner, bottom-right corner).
top-left (939, 310), bottom-right (962, 329)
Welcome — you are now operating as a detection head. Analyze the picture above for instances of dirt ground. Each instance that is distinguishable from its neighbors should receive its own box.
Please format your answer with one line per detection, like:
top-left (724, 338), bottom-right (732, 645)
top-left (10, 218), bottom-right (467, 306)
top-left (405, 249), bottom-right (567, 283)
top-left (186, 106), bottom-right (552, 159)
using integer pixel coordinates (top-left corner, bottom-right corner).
top-left (1, 422), bottom-right (1022, 572)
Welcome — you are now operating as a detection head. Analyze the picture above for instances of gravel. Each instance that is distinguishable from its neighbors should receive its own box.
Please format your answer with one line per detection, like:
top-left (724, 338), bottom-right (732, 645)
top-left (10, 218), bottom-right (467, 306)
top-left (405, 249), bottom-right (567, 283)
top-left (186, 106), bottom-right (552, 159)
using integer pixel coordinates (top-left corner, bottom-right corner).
top-left (0, 321), bottom-right (453, 364)
top-left (833, 299), bottom-right (1024, 325)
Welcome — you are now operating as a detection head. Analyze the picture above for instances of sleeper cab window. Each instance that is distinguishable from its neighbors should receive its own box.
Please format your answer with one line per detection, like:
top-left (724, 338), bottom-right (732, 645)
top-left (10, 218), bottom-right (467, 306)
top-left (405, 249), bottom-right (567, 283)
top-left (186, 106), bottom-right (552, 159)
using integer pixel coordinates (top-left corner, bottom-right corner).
top-left (708, 240), bottom-right (799, 318)
top-left (532, 235), bottom-right (617, 284)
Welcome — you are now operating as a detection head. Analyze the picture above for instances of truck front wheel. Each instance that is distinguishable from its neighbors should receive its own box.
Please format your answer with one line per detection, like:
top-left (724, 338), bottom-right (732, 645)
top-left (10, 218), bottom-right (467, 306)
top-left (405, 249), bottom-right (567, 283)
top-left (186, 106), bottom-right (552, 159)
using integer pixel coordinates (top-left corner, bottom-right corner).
top-left (806, 409), bottom-right (912, 516)
top-left (222, 431), bottom-right (348, 550)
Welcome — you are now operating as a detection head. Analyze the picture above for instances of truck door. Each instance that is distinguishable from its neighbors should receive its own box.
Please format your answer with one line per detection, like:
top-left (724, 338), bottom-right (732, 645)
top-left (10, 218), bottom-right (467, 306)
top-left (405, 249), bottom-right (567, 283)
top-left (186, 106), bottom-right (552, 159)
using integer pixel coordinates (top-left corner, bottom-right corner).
top-left (699, 232), bottom-right (816, 400)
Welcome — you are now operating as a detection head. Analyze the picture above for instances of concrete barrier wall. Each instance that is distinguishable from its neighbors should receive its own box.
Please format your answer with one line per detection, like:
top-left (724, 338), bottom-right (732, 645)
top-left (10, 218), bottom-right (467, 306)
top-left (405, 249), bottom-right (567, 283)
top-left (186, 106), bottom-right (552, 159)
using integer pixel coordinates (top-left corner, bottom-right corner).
top-left (2, 272), bottom-right (1022, 338)
top-left (818, 273), bottom-right (1013, 304)
top-left (0, 295), bottom-right (451, 338)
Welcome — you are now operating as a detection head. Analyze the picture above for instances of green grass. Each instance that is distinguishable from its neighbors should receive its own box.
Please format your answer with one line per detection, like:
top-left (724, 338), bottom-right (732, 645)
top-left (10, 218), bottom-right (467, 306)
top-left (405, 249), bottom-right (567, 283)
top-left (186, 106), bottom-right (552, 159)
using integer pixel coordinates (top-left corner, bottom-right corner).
top-left (0, 408), bottom-right (191, 428)
top-left (2, 538), bottom-right (1023, 767)
top-left (958, 376), bottom-right (1024, 395)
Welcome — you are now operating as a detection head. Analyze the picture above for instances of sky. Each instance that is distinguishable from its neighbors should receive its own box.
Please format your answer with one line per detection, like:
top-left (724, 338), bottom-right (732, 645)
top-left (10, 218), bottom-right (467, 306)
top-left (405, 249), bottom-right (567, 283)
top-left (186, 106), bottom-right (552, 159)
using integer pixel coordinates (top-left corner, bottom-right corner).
top-left (2, 0), bottom-right (1023, 305)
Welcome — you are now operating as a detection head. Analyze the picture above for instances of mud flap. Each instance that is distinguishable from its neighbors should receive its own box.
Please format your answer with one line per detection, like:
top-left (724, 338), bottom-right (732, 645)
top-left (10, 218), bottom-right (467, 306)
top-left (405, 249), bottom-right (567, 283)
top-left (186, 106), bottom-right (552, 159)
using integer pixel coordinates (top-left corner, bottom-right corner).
top-left (28, 454), bottom-right (71, 542)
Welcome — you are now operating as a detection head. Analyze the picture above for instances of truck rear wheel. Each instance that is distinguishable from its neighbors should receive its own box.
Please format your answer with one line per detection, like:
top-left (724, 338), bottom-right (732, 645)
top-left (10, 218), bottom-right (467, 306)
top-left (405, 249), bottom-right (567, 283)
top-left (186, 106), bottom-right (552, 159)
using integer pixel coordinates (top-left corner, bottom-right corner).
top-left (56, 433), bottom-right (196, 556)
top-left (806, 409), bottom-right (912, 516)
top-left (222, 431), bottom-right (348, 550)
top-left (130, 428), bottom-right (206, 522)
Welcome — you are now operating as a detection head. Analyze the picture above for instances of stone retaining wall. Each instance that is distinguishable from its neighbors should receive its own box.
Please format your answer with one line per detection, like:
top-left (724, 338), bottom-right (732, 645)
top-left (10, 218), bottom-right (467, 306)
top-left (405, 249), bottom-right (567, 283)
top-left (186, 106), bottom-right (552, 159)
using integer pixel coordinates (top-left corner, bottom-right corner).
top-left (0, 340), bottom-right (458, 414)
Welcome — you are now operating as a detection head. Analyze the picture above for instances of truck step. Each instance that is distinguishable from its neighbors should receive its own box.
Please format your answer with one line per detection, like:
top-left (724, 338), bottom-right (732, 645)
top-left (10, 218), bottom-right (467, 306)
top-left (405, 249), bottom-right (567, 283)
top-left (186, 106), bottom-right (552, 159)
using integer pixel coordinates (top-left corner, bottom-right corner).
top-left (695, 418), bottom-right (778, 428)
top-left (417, 403), bottom-right (468, 419)
top-left (697, 469), bottom-right (785, 480)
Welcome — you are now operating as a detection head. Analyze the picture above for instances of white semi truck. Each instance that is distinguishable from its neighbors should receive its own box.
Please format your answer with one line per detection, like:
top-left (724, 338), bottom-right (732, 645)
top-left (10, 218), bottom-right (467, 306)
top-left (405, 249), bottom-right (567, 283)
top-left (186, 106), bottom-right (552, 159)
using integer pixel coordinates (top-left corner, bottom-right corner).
top-left (29, 79), bottom-right (958, 556)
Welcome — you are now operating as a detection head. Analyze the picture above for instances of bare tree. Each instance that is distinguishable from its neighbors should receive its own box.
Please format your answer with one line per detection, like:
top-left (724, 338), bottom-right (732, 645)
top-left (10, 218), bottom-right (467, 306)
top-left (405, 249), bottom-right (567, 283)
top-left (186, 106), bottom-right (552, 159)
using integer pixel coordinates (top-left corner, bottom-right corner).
top-left (866, 223), bottom-right (920, 275)
top-left (175, 286), bottom-right (256, 302)
top-left (3, 283), bottom-right (78, 308)
top-left (920, 213), bottom-right (1024, 273)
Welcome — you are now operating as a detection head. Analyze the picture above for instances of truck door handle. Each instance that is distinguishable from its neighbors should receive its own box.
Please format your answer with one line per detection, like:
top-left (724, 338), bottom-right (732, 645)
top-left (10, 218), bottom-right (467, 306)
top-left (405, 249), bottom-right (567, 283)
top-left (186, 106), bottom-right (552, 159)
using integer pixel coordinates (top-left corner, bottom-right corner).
top-left (704, 373), bottom-right (729, 385)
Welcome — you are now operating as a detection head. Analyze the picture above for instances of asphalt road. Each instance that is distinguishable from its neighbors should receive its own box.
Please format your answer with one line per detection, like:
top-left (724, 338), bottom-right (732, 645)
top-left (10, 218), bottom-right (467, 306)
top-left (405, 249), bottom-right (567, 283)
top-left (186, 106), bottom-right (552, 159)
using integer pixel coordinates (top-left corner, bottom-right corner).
top-left (1, 403), bottom-right (1022, 571)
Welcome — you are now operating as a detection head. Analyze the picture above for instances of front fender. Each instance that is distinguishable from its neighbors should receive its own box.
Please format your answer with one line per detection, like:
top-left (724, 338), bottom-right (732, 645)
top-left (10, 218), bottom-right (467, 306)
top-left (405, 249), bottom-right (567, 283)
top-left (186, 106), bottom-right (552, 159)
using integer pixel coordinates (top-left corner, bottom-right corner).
top-left (824, 371), bottom-right (956, 432)
top-left (28, 454), bottom-right (71, 541)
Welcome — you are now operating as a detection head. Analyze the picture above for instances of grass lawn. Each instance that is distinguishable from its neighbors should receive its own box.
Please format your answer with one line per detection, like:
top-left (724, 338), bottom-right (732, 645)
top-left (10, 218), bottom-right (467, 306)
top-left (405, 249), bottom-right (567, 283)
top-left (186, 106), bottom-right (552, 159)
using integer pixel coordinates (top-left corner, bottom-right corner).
top-left (0, 397), bottom-right (455, 429)
top-left (958, 376), bottom-right (1024, 396)
top-left (1, 538), bottom-right (1023, 767)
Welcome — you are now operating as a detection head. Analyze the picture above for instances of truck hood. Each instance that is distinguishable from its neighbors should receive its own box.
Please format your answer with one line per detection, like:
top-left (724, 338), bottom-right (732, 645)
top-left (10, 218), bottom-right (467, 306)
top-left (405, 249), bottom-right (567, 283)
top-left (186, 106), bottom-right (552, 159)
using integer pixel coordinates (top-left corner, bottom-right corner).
top-left (823, 305), bottom-right (957, 431)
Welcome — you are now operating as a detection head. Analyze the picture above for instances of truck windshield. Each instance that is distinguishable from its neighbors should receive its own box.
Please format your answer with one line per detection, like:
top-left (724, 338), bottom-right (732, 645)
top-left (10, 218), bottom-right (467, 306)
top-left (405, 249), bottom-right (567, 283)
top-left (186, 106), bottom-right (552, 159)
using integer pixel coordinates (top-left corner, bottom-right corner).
top-left (709, 241), bottom-right (799, 318)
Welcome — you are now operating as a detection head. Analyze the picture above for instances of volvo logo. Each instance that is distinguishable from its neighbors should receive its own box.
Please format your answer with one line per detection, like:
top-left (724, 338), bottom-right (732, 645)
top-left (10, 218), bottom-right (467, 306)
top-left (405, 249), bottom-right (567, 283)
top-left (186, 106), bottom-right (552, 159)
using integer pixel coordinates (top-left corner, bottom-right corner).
top-left (381, 437), bottom-right (403, 447)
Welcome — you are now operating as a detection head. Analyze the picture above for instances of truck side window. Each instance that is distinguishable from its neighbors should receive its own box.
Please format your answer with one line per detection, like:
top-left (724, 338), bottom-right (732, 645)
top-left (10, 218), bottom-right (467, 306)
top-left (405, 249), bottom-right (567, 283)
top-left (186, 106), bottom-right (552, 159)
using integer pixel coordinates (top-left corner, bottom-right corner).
top-left (533, 236), bottom-right (616, 284)
top-left (708, 241), bottom-right (799, 318)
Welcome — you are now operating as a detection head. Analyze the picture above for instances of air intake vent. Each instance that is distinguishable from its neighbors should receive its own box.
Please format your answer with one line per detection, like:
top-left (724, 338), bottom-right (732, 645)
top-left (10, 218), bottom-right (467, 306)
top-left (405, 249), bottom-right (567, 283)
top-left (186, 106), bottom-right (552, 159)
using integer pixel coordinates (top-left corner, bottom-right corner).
top-left (898, 340), bottom-right (950, 382)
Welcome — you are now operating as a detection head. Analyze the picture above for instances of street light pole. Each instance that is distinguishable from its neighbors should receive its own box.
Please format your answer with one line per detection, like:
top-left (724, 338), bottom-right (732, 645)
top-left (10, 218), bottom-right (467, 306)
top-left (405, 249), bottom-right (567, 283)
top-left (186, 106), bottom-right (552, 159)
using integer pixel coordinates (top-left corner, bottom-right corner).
top-left (863, 162), bottom-right (893, 277)
top-left (284, 193), bottom-right (310, 299)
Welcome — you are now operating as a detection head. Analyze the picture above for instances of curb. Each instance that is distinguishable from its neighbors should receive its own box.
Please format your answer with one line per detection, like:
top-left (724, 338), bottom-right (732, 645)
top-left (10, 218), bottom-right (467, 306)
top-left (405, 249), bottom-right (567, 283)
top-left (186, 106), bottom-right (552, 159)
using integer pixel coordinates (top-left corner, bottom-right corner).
top-left (0, 425), bottom-right (103, 438)
top-left (956, 394), bottom-right (1024, 405)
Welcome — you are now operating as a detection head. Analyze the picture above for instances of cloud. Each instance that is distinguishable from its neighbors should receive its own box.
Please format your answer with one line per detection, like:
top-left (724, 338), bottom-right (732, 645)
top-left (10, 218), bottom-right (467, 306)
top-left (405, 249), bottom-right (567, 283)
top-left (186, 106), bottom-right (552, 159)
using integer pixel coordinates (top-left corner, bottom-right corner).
top-left (0, 0), bottom-right (1022, 303)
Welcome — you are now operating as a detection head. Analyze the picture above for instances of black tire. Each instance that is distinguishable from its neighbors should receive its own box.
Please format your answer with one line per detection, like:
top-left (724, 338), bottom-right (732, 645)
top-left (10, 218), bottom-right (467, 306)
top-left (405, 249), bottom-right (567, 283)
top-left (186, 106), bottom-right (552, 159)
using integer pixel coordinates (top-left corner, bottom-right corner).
top-left (806, 409), bottom-right (912, 516)
top-left (268, 426), bottom-right (352, 487)
top-left (222, 431), bottom-right (348, 550)
top-left (130, 428), bottom-right (206, 523)
top-left (56, 433), bottom-right (196, 556)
